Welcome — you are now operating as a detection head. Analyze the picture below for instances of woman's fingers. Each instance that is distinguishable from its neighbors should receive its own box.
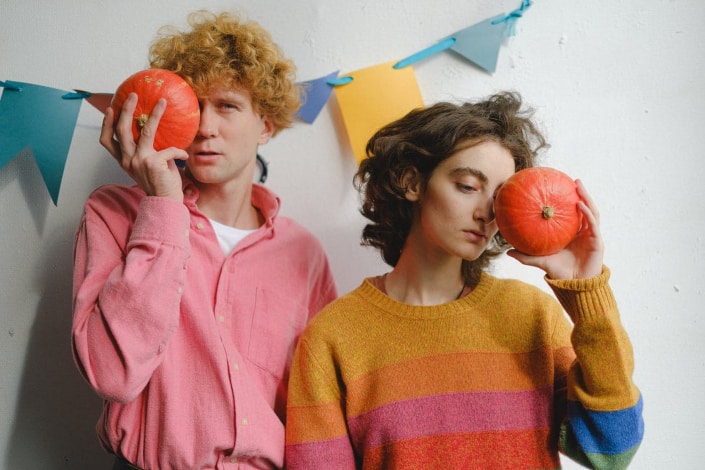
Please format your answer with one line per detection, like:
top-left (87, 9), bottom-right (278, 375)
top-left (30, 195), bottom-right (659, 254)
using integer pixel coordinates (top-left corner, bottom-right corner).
top-left (576, 179), bottom-right (600, 228)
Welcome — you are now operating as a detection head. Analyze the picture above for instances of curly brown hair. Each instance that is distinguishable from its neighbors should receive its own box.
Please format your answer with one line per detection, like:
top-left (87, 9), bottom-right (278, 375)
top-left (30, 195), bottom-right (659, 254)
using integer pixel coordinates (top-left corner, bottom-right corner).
top-left (354, 91), bottom-right (548, 287)
top-left (148, 10), bottom-right (300, 135)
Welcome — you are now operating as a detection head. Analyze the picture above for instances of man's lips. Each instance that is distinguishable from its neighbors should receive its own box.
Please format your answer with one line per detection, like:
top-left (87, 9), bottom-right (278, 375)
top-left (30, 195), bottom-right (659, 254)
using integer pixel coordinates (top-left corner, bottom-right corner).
top-left (191, 150), bottom-right (221, 162)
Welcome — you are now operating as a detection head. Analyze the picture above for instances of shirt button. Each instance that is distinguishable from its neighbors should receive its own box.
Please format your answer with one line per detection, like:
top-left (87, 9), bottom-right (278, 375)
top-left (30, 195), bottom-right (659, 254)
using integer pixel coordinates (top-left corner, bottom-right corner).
top-left (196, 222), bottom-right (204, 230)
top-left (242, 418), bottom-right (249, 426)
top-left (218, 315), bottom-right (225, 323)
top-left (233, 362), bottom-right (239, 371)
top-left (177, 287), bottom-right (183, 294)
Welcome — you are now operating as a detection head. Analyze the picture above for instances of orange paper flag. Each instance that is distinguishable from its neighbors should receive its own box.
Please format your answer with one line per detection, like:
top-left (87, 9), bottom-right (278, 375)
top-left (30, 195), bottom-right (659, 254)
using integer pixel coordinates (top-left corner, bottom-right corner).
top-left (334, 61), bottom-right (423, 163)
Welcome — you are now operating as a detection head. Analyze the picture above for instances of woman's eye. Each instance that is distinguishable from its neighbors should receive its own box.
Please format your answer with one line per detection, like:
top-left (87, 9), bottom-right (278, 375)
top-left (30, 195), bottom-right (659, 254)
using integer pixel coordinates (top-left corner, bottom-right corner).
top-left (457, 183), bottom-right (476, 193)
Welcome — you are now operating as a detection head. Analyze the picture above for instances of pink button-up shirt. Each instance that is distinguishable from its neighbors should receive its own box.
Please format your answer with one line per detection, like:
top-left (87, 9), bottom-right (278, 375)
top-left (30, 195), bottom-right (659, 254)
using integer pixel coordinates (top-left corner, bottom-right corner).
top-left (72, 181), bottom-right (337, 469)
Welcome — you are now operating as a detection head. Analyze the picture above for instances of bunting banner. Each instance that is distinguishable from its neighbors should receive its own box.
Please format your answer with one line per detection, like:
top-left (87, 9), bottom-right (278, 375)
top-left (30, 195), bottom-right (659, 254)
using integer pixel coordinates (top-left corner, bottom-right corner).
top-left (0, 0), bottom-right (531, 205)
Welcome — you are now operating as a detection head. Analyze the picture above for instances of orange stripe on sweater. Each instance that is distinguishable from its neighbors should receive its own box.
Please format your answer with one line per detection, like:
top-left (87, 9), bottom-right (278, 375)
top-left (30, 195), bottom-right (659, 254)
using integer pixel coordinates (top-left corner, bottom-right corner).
top-left (347, 346), bottom-right (563, 416)
top-left (286, 401), bottom-right (349, 444)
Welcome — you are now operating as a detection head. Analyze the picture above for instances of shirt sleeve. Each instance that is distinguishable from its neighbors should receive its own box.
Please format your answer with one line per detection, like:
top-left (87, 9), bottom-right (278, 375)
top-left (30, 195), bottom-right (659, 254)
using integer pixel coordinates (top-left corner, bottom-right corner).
top-left (546, 266), bottom-right (644, 469)
top-left (306, 249), bottom-right (338, 320)
top-left (71, 190), bottom-right (191, 403)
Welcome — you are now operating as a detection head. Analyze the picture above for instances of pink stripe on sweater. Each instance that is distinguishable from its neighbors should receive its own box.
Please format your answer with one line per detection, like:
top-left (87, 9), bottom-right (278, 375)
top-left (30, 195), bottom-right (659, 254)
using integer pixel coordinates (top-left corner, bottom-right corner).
top-left (348, 387), bottom-right (552, 451)
top-left (286, 436), bottom-right (357, 469)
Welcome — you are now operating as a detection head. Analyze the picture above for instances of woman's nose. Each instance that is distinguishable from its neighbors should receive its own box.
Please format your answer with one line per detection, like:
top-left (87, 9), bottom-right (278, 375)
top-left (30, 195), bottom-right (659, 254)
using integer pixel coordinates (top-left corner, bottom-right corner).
top-left (475, 197), bottom-right (496, 223)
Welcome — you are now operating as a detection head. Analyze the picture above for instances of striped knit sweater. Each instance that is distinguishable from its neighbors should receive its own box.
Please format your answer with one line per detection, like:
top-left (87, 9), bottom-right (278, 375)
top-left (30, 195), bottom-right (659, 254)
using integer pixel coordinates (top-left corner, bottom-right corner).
top-left (285, 267), bottom-right (643, 469)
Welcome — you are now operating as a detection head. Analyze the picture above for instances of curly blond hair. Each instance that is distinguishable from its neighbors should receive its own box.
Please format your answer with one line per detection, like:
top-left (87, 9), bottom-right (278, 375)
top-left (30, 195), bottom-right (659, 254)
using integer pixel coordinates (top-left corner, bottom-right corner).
top-left (149, 10), bottom-right (300, 135)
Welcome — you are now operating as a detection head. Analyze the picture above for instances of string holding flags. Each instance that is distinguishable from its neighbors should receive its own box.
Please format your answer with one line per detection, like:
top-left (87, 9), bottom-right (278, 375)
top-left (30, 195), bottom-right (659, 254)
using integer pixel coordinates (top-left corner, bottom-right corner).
top-left (0, 0), bottom-right (532, 205)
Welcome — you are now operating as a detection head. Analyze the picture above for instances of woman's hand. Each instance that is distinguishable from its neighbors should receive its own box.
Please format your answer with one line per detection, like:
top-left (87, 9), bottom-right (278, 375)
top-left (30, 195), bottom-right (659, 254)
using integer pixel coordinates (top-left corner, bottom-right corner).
top-left (100, 92), bottom-right (188, 201)
top-left (506, 179), bottom-right (604, 280)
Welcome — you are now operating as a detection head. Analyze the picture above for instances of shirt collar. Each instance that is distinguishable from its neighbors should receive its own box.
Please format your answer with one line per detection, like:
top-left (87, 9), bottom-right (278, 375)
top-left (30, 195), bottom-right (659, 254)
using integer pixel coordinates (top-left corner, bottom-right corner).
top-left (181, 178), bottom-right (281, 224)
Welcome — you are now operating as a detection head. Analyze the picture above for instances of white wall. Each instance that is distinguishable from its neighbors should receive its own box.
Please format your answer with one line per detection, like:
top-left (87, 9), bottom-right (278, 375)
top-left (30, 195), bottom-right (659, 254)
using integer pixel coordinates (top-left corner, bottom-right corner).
top-left (1, 0), bottom-right (703, 468)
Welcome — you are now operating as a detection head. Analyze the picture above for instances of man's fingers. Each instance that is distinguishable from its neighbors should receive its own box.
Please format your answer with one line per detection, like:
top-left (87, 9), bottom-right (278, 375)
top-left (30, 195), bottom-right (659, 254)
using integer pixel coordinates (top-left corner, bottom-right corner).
top-left (136, 98), bottom-right (167, 150)
top-left (99, 107), bottom-right (121, 158)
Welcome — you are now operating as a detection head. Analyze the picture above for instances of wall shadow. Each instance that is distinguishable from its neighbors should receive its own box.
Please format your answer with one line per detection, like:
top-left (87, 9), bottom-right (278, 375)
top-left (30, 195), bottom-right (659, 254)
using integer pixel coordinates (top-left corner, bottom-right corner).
top-left (0, 149), bottom-right (50, 235)
top-left (4, 222), bottom-right (113, 469)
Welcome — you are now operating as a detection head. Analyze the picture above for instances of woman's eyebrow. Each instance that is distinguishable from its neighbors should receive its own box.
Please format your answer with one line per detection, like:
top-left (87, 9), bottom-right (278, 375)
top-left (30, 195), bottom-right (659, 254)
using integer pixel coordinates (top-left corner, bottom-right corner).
top-left (450, 167), bottom-right (488, 184)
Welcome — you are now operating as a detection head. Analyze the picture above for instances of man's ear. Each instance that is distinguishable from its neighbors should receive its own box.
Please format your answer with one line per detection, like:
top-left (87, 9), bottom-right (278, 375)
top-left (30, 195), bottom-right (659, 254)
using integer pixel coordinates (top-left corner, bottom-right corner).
top-left (258, 116), bottom-right (275, 145)
top-left (402, 168), bottom-right (422, 202)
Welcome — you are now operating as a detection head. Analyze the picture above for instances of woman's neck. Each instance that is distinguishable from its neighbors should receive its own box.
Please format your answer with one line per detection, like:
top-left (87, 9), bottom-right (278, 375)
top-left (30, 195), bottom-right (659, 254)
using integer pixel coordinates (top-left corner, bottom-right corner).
top-left (386, 248), bottom-right (465, 306)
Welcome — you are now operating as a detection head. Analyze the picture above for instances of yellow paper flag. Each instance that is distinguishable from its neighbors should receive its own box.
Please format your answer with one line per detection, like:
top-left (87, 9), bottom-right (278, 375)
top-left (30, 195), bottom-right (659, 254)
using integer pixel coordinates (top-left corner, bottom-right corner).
top-left (334, 61), bottom-right (424, 163)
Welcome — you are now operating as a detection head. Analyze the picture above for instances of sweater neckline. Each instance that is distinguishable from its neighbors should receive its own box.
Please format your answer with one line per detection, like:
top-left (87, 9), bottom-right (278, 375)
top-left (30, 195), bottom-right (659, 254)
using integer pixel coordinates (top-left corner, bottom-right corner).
top-left (357, 272), bottom-right (496, 319)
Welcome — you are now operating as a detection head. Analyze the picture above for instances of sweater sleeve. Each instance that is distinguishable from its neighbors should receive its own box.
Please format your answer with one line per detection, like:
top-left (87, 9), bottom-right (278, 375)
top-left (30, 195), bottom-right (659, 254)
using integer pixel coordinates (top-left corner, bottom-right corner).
top-left (546, 266), bottom-right (644, 469)
top-left (71, 190), bottom-right (191, 403)
top-left (285, 335), bottom-right (356, 469)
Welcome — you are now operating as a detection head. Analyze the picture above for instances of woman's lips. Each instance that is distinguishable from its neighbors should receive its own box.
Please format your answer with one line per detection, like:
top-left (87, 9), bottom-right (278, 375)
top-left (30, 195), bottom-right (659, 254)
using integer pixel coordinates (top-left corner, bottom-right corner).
top-left (464, 229), bottom-right (486, 242)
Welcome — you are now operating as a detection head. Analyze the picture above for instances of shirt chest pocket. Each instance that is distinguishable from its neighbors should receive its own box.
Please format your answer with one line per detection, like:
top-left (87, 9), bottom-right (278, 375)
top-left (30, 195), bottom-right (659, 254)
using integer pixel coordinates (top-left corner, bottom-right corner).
top-left (247, 288), bottom-right (308, 379)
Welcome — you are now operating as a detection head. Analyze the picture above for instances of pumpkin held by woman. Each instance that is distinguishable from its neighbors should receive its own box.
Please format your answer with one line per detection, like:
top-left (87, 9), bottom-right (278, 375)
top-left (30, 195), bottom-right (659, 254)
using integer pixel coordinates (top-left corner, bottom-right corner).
top-left (495, 167), bottom-right (581, 256)
top-left (110, 69), bottom-right (200, 151)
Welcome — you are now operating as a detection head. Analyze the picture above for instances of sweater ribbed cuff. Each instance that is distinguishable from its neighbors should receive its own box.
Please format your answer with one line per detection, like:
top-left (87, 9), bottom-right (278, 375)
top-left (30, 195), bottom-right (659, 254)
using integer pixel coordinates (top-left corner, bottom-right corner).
top-left (545, 266), bottom-right (617, 324)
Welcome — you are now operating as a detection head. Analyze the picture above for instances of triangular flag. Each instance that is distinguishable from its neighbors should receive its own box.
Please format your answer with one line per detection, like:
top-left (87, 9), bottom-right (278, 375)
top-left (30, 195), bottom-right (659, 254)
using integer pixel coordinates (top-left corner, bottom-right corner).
top-left (74, 90), bottom-right (114, 115)
top-left (296, 71), bottom-right (339, 124)
top-left (0, 81), bottom-right (82, 204)
top-left (334, 61), bottom-right (423, 163)
top-left (447, 14), bottom-right (507, 74)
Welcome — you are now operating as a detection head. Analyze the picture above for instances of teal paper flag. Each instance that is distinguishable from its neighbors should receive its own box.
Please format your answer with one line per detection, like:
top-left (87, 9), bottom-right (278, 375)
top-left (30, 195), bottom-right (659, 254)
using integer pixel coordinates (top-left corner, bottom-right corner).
top-left (447, 14), bottom-right (507, 74)
top-left (296, 71), bottom-right (339, 124)
top-left (0, 81), bottom-right (82, 205)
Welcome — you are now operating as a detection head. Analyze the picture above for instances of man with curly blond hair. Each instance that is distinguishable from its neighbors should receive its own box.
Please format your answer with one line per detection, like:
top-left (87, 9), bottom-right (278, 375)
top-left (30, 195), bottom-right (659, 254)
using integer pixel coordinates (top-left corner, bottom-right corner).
top-left (72, 10), bottom-right (337, 470)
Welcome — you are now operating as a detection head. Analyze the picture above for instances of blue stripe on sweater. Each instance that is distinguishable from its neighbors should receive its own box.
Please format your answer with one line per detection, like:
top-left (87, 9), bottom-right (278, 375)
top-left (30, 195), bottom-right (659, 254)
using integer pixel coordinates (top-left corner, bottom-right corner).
top-left (568, 394), bottom-right (644, 454)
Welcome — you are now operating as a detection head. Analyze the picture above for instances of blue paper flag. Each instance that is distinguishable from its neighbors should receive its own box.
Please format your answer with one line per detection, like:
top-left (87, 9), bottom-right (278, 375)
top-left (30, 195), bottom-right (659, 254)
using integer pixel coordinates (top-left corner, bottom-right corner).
top-left (447, 14), bottom-right (507, 74)
top-left (296, 70), bottom-right (339, 124)
top-left (0, 81), bottom-right (82, 205)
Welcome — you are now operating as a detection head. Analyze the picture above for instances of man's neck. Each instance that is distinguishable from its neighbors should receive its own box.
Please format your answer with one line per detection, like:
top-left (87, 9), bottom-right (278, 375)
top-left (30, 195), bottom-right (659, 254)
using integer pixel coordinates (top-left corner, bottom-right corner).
top-left (195, 182), bottom-right (262, 229)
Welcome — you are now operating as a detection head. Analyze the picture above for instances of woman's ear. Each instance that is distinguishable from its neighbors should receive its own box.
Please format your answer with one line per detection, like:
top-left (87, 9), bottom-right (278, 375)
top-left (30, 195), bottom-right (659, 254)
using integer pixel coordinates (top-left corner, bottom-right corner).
top-left (402, 168), bottom-right (422, 202)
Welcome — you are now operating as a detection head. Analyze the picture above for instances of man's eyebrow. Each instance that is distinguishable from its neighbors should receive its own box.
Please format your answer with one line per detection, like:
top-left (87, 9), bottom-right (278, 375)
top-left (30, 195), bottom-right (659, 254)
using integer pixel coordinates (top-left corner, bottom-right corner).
top-left (450, 167), bottom-right (488, 184)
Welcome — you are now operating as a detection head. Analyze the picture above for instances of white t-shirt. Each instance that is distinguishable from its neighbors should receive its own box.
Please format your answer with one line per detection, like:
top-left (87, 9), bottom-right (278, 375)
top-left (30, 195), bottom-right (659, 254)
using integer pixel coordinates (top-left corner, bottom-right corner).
top-left (209, 218), bottom-right (257, 256)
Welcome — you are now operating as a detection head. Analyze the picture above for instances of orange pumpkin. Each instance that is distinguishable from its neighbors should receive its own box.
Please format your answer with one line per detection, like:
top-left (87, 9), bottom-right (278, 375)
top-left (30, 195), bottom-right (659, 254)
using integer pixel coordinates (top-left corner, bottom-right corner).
top-left (495, 167), bottom-right (581, 256)
top-left (110, 69), bottom-right (200, 151)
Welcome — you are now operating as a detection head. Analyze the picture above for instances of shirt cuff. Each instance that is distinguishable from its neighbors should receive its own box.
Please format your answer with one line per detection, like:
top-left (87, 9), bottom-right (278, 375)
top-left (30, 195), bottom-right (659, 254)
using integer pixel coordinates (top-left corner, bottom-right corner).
top-left (130, 196), bottom-right (191, 247)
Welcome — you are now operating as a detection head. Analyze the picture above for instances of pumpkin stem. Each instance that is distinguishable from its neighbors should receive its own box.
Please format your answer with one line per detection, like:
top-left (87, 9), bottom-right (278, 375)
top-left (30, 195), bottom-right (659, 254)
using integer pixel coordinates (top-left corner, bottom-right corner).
top-left (136, 114), bottom-right (149, 130)
top-left (542, 206), bottom-right (554, 219)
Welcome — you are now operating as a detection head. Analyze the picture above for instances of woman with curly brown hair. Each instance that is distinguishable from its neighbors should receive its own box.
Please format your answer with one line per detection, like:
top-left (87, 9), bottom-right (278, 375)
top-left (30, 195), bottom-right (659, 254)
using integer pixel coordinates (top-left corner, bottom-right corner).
top-left (285, 92), bottom-right (643, 469)
top-left (72, 10), bottom-right (337, 469)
